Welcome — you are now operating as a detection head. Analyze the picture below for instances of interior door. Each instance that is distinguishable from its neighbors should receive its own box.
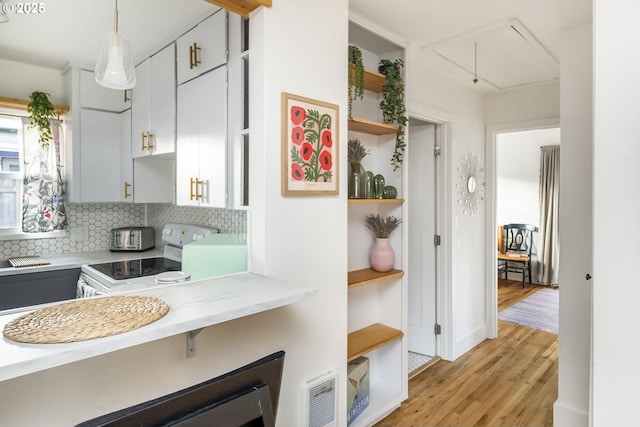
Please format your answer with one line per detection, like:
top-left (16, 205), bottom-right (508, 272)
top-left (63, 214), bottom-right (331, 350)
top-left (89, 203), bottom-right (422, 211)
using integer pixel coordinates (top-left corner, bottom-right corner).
top-left (408, 122), bottom-right (438, 356)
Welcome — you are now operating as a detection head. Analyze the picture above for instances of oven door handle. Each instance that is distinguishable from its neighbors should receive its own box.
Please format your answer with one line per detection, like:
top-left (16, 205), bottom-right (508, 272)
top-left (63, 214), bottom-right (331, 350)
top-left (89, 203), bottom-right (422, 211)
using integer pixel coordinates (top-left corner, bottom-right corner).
top-left (77, 273), bottom-right (110, 298)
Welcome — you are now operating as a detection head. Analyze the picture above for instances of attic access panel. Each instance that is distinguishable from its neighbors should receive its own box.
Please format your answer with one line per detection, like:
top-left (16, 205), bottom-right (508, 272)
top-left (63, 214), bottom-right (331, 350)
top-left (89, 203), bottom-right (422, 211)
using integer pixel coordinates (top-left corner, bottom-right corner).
top-left (424, 19), bottom-right (559, 91)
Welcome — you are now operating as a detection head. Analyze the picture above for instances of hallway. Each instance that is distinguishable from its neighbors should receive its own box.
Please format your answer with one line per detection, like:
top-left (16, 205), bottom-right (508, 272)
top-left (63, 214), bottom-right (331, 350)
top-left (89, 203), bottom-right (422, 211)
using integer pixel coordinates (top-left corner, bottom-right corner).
top-left (377, 280), bottom-right (557, 426)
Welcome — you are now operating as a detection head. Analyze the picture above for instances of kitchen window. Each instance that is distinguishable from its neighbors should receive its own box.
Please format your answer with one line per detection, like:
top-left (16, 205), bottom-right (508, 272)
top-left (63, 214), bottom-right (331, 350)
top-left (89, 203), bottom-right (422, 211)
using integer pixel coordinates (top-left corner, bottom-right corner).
top-left (0, 114), bottom-right (66, 240)
top-left (0, 116), bottom-right (23, 231)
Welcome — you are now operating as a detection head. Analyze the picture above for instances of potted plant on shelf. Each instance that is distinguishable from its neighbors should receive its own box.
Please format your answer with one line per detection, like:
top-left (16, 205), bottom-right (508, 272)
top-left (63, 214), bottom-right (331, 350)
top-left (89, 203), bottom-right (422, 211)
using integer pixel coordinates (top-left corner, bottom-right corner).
top-left (348, 45), bottom-right (365, 118)
top-left (27, 91), bottom-right (59, 149)
top-left (378, 58), bottom-right (407, 171)
top-left (365, 213), bottom-right (402, 272)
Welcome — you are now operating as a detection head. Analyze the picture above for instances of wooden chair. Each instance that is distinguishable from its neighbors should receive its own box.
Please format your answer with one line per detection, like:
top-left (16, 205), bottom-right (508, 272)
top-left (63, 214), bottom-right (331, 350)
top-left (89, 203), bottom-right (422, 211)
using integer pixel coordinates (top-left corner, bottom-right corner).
top-left (497, 224), bottom-right (537, 287)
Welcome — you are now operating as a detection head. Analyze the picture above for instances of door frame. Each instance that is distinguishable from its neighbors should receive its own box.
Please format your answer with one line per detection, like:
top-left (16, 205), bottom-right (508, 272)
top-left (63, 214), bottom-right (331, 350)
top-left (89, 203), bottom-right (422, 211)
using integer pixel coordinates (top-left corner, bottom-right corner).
top-left (407, 102), bottom-right (452, 360)
top-left (485, 117), bottom-right (560, 338)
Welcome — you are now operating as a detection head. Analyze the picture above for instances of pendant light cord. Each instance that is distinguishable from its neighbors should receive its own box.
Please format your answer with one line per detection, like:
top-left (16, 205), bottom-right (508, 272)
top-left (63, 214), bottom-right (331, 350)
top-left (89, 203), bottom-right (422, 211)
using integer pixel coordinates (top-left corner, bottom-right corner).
top-left (473, 41), bottom-right (478, 84)
top-left (114, 0), bottom-right (118, 33)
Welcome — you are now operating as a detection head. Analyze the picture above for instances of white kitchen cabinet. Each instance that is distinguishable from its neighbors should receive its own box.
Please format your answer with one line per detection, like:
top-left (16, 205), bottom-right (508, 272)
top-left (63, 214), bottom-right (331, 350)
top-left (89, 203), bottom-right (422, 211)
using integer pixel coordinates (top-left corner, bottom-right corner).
top-left (77, 109), bottom-right (123, 202)
top-left (131, 43), bottom-right (176, 158)
top-left (176, 9), bottom-right (227, 85)
top-left (120, 109), bottom-right (134, 202)
top-left (132, 156), bottom-right (175, 204)
top-left (62, 67), bottom-right (134, 203)
top-left (176, 65), bottom-right (227, 208)
top-left (79, 69), bottom-right (130, 112)
top-left (78, 109), bottom-right (134, 203)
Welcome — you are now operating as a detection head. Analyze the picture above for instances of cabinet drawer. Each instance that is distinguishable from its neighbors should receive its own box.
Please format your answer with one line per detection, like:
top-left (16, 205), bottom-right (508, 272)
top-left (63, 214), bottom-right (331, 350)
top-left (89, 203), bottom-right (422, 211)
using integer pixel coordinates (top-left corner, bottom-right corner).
top-left (177, 10), bottom-right (227, 85)
top-left (0, 268), bottom-right (80, 311)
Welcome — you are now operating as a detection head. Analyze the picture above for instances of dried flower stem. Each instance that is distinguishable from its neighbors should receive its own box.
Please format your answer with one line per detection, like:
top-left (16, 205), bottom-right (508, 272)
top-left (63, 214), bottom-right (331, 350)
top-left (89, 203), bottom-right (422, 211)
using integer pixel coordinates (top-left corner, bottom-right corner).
top-left (365, 214), bottom-right (402, 238)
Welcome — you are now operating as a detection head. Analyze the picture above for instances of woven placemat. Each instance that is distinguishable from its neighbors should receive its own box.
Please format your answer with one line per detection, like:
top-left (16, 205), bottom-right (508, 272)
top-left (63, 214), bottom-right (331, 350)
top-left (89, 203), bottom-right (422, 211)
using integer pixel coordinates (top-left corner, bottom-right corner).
top-left (3, 295), bottom-right (170, 344)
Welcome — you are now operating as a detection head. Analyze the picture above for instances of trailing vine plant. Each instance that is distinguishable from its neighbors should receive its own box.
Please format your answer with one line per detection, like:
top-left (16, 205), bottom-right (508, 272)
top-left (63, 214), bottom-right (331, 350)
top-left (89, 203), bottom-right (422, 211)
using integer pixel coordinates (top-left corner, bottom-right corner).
top-left (379, 58), bottom-right (407, 171)
top-left (27, 91), bottom-right (59, 149)
top-left (348, 45), bottom-right (365, 118)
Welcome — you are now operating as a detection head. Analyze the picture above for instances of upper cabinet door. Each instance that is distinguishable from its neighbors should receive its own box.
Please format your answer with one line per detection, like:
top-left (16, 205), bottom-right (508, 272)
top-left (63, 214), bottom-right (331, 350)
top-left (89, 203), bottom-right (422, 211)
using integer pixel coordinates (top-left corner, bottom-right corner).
top-left (149, 44), bottom-right (177, 156)
top-left (120, 109), bottom-right (133, 203)
top-left (131, 43), bottom-right (176, 158)
top-left (79, 69), bottom-right (131, 112)
top-left (131, 57), bottom-right (152, 158)
top-left (176, 65), bottom-right (227, 208)
top-left (78, 109), bottom-right (124, 203)
top-left (176, 10), bottom-right (227, 85)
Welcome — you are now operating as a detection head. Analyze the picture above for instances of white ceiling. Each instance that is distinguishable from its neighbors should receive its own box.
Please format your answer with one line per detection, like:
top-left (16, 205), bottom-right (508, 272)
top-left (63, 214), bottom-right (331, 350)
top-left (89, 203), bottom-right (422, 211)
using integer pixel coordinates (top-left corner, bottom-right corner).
top-left (0, 0), bottom-right (592, 93)
top-left (0, 0), bottom-right (218, 70)
top-left (350, 0), bottom-right (592, 92)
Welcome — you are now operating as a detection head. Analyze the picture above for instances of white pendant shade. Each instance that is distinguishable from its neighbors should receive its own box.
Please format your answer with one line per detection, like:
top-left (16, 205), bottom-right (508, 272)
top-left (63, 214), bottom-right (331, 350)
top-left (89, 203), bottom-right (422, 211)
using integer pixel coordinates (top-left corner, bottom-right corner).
top-left (95, 31), bottom-right (136, 89)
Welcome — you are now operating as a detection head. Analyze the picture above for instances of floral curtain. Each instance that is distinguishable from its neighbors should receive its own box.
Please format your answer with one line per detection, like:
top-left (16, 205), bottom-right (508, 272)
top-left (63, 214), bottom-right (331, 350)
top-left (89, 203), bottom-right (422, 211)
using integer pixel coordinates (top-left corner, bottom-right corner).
top-left (21, 118), bottom-right (67, 232)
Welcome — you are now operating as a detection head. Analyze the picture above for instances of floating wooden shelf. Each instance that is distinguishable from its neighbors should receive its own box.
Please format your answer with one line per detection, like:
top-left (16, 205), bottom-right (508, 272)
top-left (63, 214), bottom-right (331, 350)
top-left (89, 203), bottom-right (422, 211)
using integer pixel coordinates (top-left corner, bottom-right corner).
top-left (348, 268), bottom-right (404, 289)
top-left (204, 0), bottom-right (272, 17)
top-left (347, 323), bottom-right (404, 362)
top-left (0, 96), bottom-right (69, 114)
top-left (348, 198), bottom-right (404, 205)
top-left (349, 64), bottom-right (387, 93)
top-left (348, 117), bottom-right (397, 135)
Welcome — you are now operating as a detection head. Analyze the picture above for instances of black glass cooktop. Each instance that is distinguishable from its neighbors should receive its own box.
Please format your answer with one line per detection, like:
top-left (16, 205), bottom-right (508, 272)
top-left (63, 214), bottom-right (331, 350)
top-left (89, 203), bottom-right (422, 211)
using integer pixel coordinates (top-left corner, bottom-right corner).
top-left (88, 257), bottom-right (181, 281)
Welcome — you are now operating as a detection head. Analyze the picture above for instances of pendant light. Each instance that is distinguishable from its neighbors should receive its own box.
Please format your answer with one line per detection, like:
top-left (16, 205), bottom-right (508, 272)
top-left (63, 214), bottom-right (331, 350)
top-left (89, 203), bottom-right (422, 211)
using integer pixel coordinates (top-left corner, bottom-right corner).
top-left (95, 0), bottom-right (136, 89)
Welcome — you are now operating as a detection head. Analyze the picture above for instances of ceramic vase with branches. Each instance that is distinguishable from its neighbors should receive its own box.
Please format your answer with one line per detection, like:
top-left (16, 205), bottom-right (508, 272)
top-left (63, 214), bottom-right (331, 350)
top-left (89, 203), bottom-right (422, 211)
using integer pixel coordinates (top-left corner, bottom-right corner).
top-left (365, 213), bottom-right (402, 272)
top-left (348, 137), bottom-right (369, 199)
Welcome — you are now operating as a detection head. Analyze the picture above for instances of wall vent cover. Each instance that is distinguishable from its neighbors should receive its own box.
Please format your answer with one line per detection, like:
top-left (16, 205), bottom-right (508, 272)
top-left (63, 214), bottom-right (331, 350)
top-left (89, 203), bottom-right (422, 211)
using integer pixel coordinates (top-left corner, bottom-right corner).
top-left (302, 370), bottom-right (337, 427)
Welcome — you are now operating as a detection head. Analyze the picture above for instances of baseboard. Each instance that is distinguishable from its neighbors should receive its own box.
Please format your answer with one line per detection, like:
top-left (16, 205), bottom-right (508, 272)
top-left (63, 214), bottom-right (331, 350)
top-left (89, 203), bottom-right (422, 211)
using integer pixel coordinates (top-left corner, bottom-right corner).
top-left (408, 356), bottom-right (440, 380)
top-left (553, 400), bottom-right (589, 427)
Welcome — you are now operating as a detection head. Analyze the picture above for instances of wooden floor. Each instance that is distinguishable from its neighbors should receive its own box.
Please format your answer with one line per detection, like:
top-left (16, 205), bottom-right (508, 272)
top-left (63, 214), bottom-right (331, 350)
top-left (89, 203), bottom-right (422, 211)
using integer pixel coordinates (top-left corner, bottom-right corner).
top-left (376, 279), bottom-right (558, 427)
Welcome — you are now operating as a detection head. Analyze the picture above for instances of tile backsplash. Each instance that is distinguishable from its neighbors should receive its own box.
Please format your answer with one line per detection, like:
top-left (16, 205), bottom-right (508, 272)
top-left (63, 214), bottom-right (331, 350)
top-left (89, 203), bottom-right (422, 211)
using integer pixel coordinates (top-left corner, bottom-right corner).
top-left (0, 203), bottom-right (247, 259)
top-left (147, 204), bottom-right (247, 234)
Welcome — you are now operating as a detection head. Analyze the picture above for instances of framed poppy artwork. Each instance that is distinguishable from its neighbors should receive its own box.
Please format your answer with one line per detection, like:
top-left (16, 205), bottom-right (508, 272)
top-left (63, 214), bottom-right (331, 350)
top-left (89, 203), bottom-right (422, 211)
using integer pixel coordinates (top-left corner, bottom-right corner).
top-left (281, 92), bottom-right (339, 196)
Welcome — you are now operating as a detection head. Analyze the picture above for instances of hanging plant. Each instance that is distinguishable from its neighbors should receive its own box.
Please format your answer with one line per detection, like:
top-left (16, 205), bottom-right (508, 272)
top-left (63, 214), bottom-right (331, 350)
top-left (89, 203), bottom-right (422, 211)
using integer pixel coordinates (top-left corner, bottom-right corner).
top-left (27, 91), bottom-right (59, 149)
top-left (348, 45), bottom-right (365, 118)
top-left (378, 58), bottom-right (407, 171)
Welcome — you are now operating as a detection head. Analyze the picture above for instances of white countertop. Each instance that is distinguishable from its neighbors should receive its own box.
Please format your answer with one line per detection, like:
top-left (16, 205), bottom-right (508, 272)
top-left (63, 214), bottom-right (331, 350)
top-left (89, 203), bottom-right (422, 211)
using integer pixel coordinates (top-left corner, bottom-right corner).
top-left (0, 272), bottom-right (317, 382)
top-left (0, 249), bottom-right (165, 277)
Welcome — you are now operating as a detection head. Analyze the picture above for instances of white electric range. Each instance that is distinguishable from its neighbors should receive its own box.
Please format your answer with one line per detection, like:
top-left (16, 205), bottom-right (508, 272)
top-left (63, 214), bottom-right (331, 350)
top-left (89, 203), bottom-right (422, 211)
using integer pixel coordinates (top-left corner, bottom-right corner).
top-left (77, 223), bottom-right (218, 297)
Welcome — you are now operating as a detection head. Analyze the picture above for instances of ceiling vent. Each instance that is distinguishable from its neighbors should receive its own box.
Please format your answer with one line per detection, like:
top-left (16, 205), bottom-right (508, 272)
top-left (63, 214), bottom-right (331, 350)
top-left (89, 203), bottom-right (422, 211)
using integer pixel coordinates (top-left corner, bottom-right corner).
top-left (422, 19), bottom-right (559, 91)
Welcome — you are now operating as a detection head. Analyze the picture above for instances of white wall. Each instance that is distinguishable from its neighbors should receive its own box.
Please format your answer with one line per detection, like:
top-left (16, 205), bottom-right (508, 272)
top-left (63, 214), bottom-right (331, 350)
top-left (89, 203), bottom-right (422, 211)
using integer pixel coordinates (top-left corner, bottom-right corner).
top-left (496, 128), bottom-right (560, 228)
top-left (248, 0), bottom-right (348, 425)
top-left (496, 128), bottom-right (560, 283)
top-left (554, 23), bottom-right (592, 427)
top-left (407, 56), bottom-right (487, 360)
top-left (485, 80), bottom-right (560, 126)
top-left (0, 58), bottom-right (63, 103)
top-left (0, 1), bottom-right (349, 426)
top-left (592, 1), bottom-right (640, 425)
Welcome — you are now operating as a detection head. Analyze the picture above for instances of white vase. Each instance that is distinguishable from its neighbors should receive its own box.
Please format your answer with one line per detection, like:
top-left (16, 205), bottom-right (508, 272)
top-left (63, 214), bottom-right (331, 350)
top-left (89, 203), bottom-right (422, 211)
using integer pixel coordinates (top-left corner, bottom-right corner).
top-left (370, 238), bottom-right (395, 272)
